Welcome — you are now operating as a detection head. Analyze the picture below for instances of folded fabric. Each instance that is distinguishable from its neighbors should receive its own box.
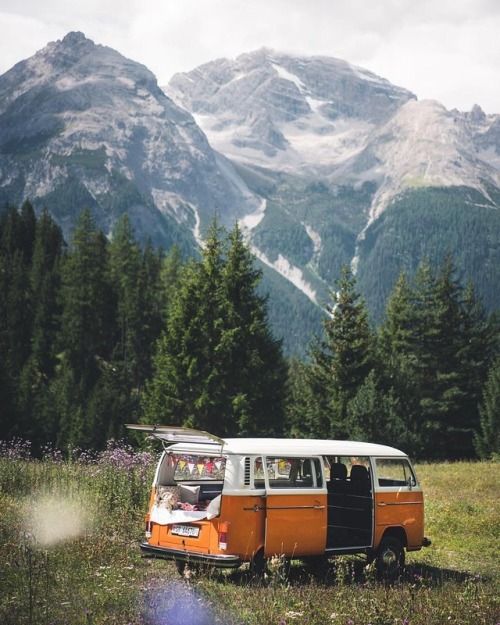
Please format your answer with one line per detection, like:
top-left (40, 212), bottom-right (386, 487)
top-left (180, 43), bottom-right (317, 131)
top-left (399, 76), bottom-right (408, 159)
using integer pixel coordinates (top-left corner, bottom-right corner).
top-left (150, 505), bottom-right (209, 525)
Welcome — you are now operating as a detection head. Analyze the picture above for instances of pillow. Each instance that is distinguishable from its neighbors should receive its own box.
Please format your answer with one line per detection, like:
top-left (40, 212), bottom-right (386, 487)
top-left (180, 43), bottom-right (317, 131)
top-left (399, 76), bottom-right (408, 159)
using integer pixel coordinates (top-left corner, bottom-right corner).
top-left (180, 484), bottom-right (200, 504)
top-left (156, 485), bottom-right (180, 511)
top-left (206, 495), bottom-right (221, 519)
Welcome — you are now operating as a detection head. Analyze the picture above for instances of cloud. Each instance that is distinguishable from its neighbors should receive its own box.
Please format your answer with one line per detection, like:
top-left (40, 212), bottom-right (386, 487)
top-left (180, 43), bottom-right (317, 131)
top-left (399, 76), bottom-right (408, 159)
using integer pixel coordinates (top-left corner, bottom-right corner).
top-left (0, 0), bottom-right (498, 113)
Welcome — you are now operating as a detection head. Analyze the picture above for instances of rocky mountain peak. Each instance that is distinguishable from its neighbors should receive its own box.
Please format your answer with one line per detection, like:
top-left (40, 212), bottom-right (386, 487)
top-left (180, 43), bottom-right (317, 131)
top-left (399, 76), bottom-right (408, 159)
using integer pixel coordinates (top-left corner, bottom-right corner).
top-left (61, 31), bottom-right (89, 45)
top-left (469, 103), bottom-right (486, 123)
top-left (0, 32), bottom-right (260, 248)
top-left (167, 48), bottom-right (416, 173)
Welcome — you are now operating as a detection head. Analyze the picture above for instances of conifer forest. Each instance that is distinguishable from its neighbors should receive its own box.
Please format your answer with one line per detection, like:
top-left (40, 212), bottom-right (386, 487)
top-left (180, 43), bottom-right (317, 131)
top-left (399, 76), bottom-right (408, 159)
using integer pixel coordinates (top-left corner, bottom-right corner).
top-left (1, 202), bottom-right (499, 460)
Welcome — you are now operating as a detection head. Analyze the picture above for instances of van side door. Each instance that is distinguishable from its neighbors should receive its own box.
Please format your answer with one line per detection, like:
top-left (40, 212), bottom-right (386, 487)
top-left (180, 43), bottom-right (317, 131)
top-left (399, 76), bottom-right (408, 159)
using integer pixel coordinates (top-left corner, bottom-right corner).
top-left (263, 456), bottom-right (327, 557)
top-left (373, 457), bottom-right (424, 550)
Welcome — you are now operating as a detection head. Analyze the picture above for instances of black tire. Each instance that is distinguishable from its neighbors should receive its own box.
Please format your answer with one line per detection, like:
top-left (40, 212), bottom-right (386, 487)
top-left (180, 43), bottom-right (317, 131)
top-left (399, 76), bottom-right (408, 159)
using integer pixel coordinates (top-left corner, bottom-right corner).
top-left (303, 555), bottom-right (330, 579)
top-left (376, 536), bottom-right (405, 582)
top-left (249, 548), bottom-right (266, 577)
top-left (175, 559), bottom-right (212, 577)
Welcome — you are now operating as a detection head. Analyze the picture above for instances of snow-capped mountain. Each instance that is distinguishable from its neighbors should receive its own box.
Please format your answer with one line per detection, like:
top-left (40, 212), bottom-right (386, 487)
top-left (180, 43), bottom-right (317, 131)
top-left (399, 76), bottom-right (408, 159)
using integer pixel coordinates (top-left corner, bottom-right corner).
top-left (2, 36), bottom-right (500, 352)
top-left (0, 32), bottom-right (260, 246)
top-left (166, 48), bottom-right (415, 175)
top-left (167, 49), bottom-right (500, 324)
top-left (167, 49), bottom-right (500, 219)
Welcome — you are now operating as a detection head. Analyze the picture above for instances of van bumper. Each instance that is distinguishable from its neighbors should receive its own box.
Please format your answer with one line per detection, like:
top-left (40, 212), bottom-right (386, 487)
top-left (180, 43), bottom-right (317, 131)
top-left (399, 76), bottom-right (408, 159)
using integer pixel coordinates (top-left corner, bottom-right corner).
top-left (140, 542), bottom-right (241, 569)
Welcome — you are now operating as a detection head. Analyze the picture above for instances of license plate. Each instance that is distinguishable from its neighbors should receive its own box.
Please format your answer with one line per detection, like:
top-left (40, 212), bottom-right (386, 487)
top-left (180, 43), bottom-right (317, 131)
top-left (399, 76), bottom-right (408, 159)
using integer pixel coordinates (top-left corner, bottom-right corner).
top-left (171, 524), bottom-right (200, 538)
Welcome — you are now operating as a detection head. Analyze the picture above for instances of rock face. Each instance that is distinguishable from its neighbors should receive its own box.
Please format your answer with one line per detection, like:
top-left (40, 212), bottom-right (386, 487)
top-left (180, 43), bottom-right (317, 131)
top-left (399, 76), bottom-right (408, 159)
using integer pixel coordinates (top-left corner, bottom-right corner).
top-left (2, 37), bottom-right (500, 352)
top-left (0, 32), bottom-right (259, 247)
top-left (167, 48), bottom-right (500, 327)
top-left (167, 48), bottom-right (416, 173)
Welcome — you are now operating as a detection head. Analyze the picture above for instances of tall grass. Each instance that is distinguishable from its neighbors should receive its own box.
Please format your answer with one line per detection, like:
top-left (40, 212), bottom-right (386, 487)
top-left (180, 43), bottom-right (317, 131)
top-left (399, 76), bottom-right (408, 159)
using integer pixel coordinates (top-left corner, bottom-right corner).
top-left (0, 443), bottom-right (498, 625)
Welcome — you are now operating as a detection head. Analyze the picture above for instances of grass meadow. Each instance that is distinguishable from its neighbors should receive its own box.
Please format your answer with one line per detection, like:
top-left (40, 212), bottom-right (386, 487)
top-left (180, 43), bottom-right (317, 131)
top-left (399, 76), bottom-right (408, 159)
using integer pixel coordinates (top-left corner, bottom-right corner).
top-left (0, 442), bottom-right (498, 625)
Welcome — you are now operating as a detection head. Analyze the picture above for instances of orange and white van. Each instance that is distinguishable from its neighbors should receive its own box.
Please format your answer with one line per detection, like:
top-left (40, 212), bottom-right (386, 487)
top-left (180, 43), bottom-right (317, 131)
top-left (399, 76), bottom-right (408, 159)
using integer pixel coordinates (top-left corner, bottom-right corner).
top-left (127, 425), bottom-right (431, 578)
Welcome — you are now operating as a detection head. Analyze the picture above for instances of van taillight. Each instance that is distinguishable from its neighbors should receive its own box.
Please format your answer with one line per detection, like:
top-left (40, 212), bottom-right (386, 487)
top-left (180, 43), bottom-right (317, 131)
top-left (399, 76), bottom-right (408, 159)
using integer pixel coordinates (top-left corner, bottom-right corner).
top-left (145, 519), bottom-right (152, 539)
top-left (218, 521), bottom-right (229, 550)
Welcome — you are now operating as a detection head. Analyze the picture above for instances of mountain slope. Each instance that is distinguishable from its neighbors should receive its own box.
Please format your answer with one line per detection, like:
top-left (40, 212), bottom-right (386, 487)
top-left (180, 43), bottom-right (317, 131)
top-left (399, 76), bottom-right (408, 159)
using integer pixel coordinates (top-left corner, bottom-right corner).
top-left (2, 38), bottom-right (500, 354)
top-left (167, 49), bottom-right (500, 323)
top-left (0, 32), bottom-right (260, 247)
top-left (166, 48), bottom-right (415, 175)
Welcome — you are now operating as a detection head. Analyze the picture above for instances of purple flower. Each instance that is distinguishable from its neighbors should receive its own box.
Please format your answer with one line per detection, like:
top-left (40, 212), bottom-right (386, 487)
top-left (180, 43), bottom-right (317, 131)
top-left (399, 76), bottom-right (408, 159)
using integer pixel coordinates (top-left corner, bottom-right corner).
top-left (0, 438), bottom-right (32, 460)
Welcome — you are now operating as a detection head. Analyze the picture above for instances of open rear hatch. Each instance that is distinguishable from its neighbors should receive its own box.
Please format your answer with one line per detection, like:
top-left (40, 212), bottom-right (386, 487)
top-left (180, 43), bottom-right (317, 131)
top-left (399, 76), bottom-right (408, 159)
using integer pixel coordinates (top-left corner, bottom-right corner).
top-left (125, 424), bottom-right (225, 447)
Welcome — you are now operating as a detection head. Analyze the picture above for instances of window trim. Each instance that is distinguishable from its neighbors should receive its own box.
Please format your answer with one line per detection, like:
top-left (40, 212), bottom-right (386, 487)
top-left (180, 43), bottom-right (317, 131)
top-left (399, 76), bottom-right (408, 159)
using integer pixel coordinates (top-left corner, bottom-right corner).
top-left (373, 456), bottom-right (418, 491)
top-left (262, 455), bottom-right (326, 492)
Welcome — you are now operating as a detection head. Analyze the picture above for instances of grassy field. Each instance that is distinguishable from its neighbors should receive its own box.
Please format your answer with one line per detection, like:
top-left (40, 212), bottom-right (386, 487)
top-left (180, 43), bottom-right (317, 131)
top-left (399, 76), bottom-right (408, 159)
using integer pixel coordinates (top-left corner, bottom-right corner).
top-left (0, 445), bottom-right (498, 625)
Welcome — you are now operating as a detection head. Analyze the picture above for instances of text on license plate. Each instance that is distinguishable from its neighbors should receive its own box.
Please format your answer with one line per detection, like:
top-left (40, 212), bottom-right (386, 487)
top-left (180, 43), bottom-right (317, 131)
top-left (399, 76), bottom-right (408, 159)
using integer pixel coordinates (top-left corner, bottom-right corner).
top-left (171, 524), bottom-right (200, 538)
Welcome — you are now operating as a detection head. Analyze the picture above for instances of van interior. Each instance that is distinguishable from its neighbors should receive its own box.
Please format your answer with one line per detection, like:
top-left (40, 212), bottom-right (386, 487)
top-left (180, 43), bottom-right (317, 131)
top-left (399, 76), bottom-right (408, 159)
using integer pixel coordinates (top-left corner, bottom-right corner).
top-left (155, 452), bottom-right (225, 512)
top-left (325, 456), bottom-right (373, 549)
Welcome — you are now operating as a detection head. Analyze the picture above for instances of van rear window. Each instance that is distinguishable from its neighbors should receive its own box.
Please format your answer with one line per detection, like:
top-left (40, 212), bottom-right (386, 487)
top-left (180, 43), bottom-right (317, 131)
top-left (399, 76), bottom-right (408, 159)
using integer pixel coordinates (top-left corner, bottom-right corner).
top-left (172, 454), bottom-right (226, 481)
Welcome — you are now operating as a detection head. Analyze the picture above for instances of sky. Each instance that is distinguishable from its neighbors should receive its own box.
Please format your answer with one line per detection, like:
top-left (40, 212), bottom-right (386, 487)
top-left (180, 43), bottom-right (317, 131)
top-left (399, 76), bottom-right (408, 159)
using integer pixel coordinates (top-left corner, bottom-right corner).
top-left (1, 0), bottom-right (499, 114)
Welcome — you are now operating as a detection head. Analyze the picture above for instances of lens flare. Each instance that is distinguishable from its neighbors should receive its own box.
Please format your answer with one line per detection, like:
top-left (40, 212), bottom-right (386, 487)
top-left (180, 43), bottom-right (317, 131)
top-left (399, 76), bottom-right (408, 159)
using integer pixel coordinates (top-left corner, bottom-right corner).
top-left (23, 494), bottom-right (92, 546)
top-left (144, 580), bottom-right (216, 625)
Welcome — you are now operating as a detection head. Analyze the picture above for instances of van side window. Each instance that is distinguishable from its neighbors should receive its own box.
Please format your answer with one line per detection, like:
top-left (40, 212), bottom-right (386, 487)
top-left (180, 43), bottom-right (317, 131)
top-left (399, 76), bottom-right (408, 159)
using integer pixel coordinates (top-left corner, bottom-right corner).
top-left (376, 458), bottom-right (416, 487)
top-left (265, 457), bottom-right (321, 488)
top-left (254, 457), bottom-right (265, 488)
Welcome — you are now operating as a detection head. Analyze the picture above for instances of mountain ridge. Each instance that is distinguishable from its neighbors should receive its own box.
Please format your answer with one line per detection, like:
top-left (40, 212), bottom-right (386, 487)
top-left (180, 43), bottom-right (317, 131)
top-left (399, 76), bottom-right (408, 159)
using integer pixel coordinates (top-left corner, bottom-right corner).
top-left (1, 33), bottom-right (500, 353)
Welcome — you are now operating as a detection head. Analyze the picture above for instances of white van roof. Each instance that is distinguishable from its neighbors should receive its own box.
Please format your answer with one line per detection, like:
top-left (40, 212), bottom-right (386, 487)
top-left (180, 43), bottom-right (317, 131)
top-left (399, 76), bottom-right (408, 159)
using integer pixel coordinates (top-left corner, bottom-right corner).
top-left (167, 438), bottom-right (407, 458)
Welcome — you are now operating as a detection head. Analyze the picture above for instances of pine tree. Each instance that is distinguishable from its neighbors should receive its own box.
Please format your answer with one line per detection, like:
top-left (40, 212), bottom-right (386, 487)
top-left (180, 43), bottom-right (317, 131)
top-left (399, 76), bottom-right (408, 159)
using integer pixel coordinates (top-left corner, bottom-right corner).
top-left (159, 245), bottom-right (182, 320)
top-left (139, 242), bottom-right (172, 381)
top-left (377, 272), bottom-right (423, 454)
top-left (413, 258), bottom-right (477, 456)
top-left (17, 210), bottom-right (64, 446)
top-left (475, 357), bottom-right (500, 458)
top-left (143, 221), bottom-right (228, 430)
top-left (379, 273), bottom-right (416, 366)
top-left (346, 369), bottom-right (404, 444)
top-left (142, 221), bottom-right (286, 436)
top-left (378, 258), bottom-right (496, 458)
top-left (308, 266), bottom-right (374, 438)
top-left (109, 215), bottom-right (142, 385)
top-left (219, 223), bottom-right (286, 435)
top-left (284, 357), bottom-right (319, 437)
top-left (459, 283), bottom-right (497, 434)
top-left (53, 209), bottom-right (114, 448)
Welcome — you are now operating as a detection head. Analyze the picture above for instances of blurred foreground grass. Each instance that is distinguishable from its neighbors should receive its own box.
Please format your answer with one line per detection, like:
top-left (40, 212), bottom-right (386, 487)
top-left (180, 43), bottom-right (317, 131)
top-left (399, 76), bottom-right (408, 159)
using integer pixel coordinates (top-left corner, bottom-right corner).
top-left (0, 449), bottom-right (498, 625)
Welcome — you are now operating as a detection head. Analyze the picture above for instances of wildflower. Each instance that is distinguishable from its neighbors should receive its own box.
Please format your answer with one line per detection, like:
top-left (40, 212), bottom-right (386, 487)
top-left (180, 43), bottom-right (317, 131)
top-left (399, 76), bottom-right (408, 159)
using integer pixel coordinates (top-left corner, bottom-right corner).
top-left (0, 438), bottom-right (32, 460)
top-left (285, 611), bottom-right (303, 620)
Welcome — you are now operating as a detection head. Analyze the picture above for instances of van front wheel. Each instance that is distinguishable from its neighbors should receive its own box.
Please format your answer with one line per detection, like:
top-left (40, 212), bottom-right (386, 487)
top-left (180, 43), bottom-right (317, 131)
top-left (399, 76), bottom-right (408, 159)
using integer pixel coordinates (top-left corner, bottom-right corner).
top-left (376, 536), bottom-right (404, 581)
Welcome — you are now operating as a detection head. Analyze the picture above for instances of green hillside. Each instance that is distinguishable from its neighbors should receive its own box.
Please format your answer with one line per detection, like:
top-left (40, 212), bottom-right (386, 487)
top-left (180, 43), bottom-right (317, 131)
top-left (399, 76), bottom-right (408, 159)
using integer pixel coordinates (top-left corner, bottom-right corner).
top-left (357, 185), bottom-right (500, 321)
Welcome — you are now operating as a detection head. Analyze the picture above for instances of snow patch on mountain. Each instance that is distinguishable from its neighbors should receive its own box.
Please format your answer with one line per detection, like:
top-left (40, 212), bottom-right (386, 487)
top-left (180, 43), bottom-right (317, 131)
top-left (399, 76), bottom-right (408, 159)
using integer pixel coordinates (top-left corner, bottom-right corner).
top-left (271, 62), bottom-right (306, 92)
top-left (251, 246), bottom-right (318, 305)
top-left (304, 223), bottom-right (322, 260)
top-left (239, 198), bottom-right (267, 232)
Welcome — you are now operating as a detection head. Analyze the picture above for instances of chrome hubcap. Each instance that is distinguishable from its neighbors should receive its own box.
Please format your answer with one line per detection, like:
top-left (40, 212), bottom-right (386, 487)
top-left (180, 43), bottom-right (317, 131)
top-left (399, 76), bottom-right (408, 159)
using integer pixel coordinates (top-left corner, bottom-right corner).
top-left (382, 549), bottom-right (397, 567)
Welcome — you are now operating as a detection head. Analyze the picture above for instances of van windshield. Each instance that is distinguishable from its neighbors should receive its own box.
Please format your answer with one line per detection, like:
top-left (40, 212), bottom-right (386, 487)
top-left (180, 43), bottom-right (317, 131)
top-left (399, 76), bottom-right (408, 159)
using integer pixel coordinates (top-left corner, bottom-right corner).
top-left (172, 454), bottom-right (226, 481)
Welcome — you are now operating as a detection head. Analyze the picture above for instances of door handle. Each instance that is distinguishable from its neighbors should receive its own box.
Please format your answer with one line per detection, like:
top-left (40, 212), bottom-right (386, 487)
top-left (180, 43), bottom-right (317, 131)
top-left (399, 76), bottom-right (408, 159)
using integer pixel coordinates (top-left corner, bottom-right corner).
top-left (377, 502), bottom-right (387, 507)
top-left (313, 504), bottom-right (325, 510)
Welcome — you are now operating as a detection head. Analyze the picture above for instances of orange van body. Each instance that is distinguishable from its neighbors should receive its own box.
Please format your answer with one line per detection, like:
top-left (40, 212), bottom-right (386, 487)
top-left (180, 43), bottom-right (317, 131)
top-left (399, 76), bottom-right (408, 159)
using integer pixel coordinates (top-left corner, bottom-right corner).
top-left (127, 427), bottom-right (430, 574)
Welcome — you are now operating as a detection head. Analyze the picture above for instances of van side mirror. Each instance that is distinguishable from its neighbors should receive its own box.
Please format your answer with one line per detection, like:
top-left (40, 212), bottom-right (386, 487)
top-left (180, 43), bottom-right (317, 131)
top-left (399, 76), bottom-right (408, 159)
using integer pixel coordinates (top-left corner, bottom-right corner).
top-left (407, 477), bottom-right (413, 490)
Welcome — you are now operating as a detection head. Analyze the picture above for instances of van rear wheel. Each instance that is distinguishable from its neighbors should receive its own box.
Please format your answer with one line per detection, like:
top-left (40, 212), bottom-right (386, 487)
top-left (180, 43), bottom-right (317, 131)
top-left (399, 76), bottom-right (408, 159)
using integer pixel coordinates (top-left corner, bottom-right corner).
top-left (376, 536), bottom-right (405, 581)
top-left (249, 549), bottom-right (266, 577)
top-left (175, 559), bottom-right (213, 577)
